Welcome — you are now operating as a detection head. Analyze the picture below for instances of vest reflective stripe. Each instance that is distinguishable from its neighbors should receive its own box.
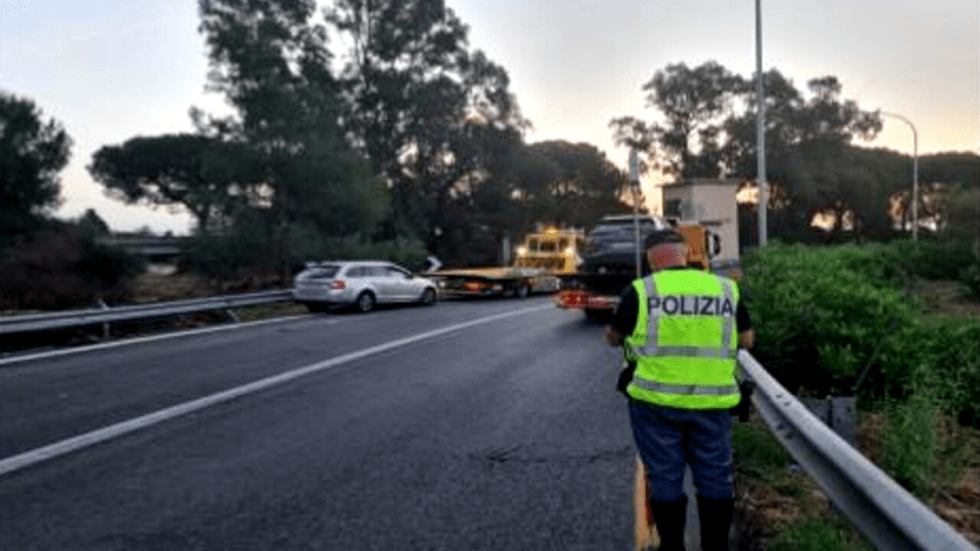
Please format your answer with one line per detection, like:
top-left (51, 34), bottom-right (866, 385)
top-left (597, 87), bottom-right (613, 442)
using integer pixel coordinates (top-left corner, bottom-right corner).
top-left (631, 378), bottom-right (740, 396)
top-left (634, 345), bottom-right (737, 359)
top-left (625, 269), bottom-right (740, 409)
top-left (720, 279), bottom-right (735, 350)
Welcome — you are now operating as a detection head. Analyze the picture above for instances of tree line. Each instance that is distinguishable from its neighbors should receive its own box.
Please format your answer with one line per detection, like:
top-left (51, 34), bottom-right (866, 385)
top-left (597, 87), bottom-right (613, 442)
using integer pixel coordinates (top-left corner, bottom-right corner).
top-left (3, 1), bottom-right (977, 309)
top-left (86, 0), bottom-right (637, 278)
top-left (611, 61), bottom-right (979, 247)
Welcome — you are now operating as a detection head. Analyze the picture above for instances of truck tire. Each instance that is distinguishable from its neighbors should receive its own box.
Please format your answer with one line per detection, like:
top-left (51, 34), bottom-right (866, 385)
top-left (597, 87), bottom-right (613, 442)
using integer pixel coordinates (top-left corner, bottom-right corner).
top-left (584, 308), bottom-right (610, 322)
top-left (515, 283), bottom-right (530, 299)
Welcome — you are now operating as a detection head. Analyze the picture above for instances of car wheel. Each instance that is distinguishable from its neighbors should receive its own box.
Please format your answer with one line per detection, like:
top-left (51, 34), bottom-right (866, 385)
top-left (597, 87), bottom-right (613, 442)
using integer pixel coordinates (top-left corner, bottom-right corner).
top-left (515, 284), bottom-right (530, 299)
top-left (355, 292), bottom-right (375, 313)
top-left (420, 287), bottom-right (437, 306)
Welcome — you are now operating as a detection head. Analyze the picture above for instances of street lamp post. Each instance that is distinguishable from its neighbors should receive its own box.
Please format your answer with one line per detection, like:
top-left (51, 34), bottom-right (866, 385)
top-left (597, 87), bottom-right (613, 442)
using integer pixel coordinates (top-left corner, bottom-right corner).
top-left (755, 0), bottom-right (767, 247)
top-left (629, 148), bottom-right (642, 279)
top-left (880, 111), bottom-right (919, 241)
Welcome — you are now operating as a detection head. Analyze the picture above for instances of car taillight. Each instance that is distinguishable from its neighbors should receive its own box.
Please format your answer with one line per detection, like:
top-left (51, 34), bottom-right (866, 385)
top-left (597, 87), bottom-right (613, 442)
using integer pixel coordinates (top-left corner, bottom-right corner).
top-left (331, 280), bottom-right (346, 290)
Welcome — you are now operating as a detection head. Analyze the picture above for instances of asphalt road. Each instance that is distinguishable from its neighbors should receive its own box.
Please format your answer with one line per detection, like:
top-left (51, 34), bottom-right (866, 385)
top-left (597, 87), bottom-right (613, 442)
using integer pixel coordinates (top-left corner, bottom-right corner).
top-left (1, 297), bottom-right (638, 550)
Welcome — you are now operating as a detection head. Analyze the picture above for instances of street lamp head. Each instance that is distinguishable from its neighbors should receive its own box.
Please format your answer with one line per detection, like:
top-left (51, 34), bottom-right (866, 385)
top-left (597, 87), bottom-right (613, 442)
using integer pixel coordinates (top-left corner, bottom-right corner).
top-left (879, 110), bottom-right (919, 241)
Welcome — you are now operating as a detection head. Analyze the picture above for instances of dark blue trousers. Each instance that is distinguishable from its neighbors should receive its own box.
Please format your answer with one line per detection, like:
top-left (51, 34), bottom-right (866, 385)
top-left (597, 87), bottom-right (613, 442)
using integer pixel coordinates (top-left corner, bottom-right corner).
top-left (629, 401), bottom-right (734, 502)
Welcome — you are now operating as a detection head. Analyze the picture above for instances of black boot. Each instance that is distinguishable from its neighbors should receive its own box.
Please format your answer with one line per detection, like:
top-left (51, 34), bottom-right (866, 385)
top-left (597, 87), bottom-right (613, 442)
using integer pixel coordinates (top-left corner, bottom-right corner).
top-left (648, 496), bottom-right (687, 551)
top-left (697, 495), bottom-right (734, 551)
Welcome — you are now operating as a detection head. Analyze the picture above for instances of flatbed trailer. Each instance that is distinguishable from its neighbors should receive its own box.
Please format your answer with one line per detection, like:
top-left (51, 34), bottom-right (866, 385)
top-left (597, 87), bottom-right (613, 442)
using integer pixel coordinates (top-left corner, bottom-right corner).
top-left (429, 266), bottom-right (560, 299)
top-left (428, 228), bottom-right (583, 299)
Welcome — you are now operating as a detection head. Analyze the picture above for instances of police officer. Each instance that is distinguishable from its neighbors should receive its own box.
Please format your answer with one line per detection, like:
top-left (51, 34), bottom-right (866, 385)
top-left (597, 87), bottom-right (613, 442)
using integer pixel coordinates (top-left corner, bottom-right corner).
top-left (605, 229), bottom-right (754, 551)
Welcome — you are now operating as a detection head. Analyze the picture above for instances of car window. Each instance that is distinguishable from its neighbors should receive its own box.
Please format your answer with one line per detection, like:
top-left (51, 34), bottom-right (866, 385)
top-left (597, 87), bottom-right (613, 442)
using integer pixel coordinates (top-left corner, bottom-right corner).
top-left (306, 265), bottom-right (340, 279)
top-left (387, 266), bottom-right (411, 279)
top-left (346, 266), bottom-right (366, 277)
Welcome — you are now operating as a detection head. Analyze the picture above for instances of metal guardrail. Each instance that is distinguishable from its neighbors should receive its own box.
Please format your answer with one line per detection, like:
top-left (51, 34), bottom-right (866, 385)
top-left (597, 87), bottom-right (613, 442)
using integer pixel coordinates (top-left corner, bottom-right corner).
top-left (0, 290), bottom-right (294, 335)
top-left (739, 350), bottom-right (978, 551)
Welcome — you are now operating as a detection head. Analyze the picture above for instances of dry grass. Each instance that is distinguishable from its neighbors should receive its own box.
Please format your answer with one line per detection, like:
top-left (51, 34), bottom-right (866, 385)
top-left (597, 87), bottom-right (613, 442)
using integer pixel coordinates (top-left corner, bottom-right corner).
top-left (131, 271), bottom-right (215, 302)
top-left (129, 271), bottom-right (306, 323)
top-left (908, 278), bottom-right (980, 318)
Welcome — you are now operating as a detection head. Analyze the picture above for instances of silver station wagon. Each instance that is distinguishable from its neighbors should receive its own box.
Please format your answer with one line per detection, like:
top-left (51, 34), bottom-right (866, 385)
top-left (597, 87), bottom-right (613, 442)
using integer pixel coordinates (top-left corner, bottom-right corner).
top-left (292, 260), bottom-right (439, 313)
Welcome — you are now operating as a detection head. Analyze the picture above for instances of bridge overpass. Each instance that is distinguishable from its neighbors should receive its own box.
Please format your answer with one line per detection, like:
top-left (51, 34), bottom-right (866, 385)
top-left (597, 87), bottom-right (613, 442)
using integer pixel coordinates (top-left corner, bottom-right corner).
top-left (98, 235), bottom-right (187, 263)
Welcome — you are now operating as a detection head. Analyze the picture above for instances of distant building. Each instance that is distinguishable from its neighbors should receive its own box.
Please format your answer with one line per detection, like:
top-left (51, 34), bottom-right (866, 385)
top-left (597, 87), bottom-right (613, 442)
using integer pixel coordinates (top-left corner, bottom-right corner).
top-left (661, 178), bottom-right (741, 266)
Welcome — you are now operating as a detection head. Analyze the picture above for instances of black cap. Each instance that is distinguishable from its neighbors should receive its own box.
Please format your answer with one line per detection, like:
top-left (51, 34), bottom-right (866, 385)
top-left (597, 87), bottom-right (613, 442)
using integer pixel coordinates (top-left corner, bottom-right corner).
top-left (644, 229), bottom-right (686, 249)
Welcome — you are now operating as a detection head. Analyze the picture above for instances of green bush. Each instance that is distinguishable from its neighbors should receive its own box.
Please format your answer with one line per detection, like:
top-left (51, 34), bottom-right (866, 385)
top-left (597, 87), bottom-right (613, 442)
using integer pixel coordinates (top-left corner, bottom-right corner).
top-left (877, 380), bottom-right (974, 498)
top-left (741, 243), bottom-right (918, 397)
top-left (184, 227), bottom-right (274, 285)
top-left (742, 241), bottom-right (980, 427)
top-left (905, 317), bottom-right (980, 428)
top-left (75, 238), bottom-right (147, 287)
top-left (891, 239), bottom-right (977, 281)
top-left (959, 263), bottom-right (980, 300)
top-left (879, 390), bottom-right (938, 499)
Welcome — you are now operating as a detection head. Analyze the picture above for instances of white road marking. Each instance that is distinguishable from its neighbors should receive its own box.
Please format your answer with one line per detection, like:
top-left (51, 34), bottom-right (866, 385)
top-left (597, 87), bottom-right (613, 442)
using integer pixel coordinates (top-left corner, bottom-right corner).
top-left (0, 304), bottom-right (551, 477)
top-left (0, 315), bottom-right (311, 367)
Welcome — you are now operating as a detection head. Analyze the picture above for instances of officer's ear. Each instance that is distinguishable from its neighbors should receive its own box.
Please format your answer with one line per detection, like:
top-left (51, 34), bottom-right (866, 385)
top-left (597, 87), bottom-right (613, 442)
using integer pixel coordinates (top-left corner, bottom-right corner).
top-left (644, 248), bottom-right (658, 272)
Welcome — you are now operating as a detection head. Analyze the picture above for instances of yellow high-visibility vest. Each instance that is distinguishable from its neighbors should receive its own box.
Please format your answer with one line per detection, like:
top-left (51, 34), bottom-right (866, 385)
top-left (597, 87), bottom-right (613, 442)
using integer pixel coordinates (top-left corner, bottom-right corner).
top-left (625, 269), bottom-right (740, 410)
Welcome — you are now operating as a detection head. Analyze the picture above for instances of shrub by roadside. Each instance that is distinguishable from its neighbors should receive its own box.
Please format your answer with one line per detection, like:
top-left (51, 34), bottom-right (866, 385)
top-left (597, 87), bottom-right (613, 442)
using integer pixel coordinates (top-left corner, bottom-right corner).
top-left (741, 241), bottom-right (980, 428)
top-left (740, 242), bottom-right (919, 399)
top-left (0, 227), bottom-right (144, 311)
top-left (736, 239), bottom-right (980, 547)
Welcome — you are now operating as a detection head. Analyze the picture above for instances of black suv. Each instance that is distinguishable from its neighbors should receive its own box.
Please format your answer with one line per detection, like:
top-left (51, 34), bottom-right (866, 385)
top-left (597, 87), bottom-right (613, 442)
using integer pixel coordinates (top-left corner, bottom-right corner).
top-left (582, 214), bottom-right (671, 275)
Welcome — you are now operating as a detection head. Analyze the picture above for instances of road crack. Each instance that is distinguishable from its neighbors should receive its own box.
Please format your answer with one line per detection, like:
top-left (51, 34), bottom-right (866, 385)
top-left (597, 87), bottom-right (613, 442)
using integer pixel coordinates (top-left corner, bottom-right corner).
top-left (469, 445), bottom-right (632, 467)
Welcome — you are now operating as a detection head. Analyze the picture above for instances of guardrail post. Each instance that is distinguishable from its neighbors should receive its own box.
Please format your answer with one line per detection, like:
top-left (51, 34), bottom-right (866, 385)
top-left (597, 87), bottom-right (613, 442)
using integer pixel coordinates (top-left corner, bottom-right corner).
top-left (799, 396), bottom-right (857, 448)
top-left (95, 298), bottom-right (111, 340)
top-left (224, 308), bottom-right (240, 323)
top-left (831, 397), bottom-right (857, 448)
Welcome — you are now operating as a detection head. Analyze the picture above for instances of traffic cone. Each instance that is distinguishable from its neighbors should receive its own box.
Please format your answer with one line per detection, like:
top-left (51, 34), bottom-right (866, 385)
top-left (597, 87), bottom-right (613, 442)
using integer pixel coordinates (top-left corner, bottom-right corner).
top-left (634, 455), bottom-right (660, 550)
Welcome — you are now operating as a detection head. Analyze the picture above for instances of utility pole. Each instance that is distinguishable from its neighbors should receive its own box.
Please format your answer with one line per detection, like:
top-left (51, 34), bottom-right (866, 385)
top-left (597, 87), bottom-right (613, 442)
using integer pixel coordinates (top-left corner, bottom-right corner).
top-left (755, 0), bottom-right (767, 247)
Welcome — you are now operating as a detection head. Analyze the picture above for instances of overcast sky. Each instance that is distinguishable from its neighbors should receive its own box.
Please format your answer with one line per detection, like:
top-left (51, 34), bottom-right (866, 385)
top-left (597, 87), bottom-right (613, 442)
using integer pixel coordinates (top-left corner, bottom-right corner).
top-left (2, 0), bottom-right (977, 234)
